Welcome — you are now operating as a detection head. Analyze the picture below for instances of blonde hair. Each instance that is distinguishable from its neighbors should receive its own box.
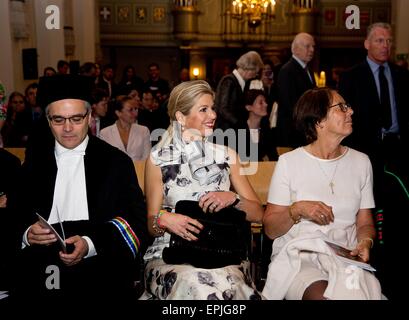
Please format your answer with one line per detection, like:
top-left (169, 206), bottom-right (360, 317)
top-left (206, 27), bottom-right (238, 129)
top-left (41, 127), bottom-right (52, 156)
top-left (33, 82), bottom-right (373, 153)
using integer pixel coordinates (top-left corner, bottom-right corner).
top-left (158, 80), bottom-right (215, 147)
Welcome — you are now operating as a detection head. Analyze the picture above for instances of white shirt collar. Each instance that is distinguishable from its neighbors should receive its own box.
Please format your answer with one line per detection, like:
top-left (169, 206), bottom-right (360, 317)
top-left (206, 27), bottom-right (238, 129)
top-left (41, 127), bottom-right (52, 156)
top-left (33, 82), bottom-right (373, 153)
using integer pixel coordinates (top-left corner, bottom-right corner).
top-left (233, 69), bottom-right (246, 91)
top-left (292, 55), bottom-right (307, 69)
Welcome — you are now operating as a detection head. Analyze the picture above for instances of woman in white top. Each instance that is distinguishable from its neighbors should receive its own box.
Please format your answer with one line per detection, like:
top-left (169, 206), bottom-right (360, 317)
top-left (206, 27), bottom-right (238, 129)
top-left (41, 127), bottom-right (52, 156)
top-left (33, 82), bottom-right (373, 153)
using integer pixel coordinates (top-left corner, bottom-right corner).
top-left (262, 87), bottom-right (382, 300)
top-left (100, 96), bottom-right (150, 161)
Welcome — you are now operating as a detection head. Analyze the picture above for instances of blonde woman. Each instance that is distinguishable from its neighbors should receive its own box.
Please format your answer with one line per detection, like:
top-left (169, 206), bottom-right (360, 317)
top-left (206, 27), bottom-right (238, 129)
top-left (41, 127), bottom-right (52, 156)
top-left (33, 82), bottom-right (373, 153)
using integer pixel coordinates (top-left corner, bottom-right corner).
top-left (141, 80), bottom-right (264, 300)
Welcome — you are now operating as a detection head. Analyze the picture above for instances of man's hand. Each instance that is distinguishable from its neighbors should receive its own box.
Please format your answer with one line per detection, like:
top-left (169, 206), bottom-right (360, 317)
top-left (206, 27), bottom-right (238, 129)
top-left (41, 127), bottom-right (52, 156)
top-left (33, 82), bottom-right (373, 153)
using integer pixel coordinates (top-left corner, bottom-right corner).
top-left (59, 236), bottom-right (89, 266)
top-left (27, 222), bottom-right (57, 245)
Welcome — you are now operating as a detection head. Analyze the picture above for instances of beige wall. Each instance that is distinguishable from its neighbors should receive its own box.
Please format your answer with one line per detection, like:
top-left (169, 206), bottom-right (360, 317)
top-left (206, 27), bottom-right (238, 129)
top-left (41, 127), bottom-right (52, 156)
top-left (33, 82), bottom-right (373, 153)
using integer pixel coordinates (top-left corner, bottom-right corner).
top-left (392, 0), bottom-right (409, 58)
top-left (1, 0), bottom-right (98, 94)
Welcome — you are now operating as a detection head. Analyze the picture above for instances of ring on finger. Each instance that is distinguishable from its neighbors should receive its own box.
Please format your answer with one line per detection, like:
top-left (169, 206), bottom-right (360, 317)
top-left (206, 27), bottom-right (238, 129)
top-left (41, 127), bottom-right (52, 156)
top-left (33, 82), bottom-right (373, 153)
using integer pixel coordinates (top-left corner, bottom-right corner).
top-left (320, 214), bottom-right (325, 219)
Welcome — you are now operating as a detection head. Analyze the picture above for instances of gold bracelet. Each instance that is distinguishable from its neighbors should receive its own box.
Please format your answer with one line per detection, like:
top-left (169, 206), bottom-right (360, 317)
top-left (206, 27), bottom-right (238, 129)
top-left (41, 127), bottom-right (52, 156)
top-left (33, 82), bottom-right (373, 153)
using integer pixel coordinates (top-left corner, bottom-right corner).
top-left (288, 203), bottom-right (301, 224)
top-left (359, 237), bottom-right (374, 248)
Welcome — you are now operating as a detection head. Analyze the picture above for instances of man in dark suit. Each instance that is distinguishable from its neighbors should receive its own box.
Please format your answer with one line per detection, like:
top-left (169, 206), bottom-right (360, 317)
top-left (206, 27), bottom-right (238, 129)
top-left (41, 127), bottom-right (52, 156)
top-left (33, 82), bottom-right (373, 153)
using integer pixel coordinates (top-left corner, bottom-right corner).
top-left (339, 22), bottom-right (409, 300)
top-left (339, 22), bottom-right (409, 201)
top-left (11, 75), bottom-right (148, 304)
top-left (276, 33), bottom-right (316, 147)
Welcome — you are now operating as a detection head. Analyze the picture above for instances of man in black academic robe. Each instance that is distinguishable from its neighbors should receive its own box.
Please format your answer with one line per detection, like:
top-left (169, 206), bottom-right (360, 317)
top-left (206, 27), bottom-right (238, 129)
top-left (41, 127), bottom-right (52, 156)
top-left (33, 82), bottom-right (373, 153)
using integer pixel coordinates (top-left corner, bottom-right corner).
top-left (10, 75), bottom-right (149, 304)
top-left (0, 148), bottom-right (21, 299)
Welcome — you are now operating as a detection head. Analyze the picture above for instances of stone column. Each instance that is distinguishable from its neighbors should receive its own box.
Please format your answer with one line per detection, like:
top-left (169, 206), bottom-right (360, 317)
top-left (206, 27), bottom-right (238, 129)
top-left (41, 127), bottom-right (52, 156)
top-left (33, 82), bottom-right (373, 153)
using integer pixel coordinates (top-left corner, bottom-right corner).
top-left (392, 0), bottom-right (409, 64)
top-left (72, 0), bottom-right (96, 63)
top-left (0, 1), bottom-right (15, 92)
top-left (34, 0), bottom-right (65, 74)
top-left (291, 0), bottom-right (318, 35)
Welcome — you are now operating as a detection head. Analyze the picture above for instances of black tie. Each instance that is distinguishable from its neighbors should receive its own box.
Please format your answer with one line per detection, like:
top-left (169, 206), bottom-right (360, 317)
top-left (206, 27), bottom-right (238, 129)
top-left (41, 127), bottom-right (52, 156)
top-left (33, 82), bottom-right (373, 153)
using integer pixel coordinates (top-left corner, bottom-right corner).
top-left (378, 65), bottom-right (392, 129)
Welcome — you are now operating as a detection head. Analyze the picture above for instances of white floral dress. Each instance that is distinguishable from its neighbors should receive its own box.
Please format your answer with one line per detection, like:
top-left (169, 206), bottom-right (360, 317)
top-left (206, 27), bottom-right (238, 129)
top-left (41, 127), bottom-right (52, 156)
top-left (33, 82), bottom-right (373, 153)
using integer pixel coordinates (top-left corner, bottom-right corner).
top-left (140, 137), bottom-right (262, 300)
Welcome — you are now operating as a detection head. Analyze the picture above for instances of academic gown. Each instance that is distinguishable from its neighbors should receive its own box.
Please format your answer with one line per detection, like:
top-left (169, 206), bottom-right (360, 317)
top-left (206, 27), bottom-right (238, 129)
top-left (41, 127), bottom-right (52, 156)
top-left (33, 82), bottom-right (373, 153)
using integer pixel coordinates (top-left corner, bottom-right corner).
top-left (10, 126), bottom-right (149, 301)
top-left (0, 149), bottom-right (21, 293)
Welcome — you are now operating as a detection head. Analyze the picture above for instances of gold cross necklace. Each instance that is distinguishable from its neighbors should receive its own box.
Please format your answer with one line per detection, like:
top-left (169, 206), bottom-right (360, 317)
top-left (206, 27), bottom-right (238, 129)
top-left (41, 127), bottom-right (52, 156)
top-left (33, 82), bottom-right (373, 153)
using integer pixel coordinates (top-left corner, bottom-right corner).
top-left (308, 144), bottom-right (343, 195)
top-left (316, 160), bottom-right (339, 194)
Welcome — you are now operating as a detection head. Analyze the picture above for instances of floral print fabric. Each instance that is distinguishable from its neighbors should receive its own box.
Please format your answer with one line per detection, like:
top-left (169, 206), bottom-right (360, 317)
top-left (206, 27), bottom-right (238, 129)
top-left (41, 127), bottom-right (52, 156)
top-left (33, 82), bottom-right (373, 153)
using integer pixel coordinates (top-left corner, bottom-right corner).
top-left (141, 137), bottom-right (262, 300)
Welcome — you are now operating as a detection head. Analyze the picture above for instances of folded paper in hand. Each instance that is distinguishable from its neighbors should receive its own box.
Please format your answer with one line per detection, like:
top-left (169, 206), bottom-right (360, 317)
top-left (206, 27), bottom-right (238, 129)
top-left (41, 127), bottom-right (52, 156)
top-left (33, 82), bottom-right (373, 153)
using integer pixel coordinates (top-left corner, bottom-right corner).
top-left (36, 213), bottom-right (67, 253)
top-left (325, 240), bottom-right (376, 272)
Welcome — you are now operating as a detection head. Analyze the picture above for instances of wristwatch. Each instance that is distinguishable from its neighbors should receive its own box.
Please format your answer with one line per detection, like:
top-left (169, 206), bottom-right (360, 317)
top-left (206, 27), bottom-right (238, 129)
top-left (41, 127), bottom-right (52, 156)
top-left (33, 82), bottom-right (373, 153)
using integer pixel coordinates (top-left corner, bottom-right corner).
top-left (232, 193), bottom-right (241, 208)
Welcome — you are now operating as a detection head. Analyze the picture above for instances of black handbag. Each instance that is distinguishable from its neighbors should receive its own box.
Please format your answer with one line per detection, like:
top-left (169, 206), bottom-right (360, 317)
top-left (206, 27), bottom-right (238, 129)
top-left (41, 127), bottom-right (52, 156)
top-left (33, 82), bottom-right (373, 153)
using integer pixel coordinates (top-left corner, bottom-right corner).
top-left (162, 200), bottom-right (251, 269)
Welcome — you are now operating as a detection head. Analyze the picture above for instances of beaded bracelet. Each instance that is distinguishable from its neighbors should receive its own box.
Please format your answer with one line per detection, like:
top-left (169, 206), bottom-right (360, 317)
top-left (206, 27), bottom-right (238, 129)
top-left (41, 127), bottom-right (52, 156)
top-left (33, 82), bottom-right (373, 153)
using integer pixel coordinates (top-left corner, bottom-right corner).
top-left (152, 210), bottom-right (167, 236)
top-left (288, 203), bottom-right (301, 224)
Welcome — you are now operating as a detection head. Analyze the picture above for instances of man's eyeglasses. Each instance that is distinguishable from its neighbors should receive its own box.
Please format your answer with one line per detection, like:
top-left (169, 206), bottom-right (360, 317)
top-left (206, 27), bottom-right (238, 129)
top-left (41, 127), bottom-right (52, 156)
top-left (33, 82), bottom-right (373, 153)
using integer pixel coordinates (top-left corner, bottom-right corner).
top-left (329, 102), bottom-right (352, 113)
top-left (48, 110), bottom-right (89, 125)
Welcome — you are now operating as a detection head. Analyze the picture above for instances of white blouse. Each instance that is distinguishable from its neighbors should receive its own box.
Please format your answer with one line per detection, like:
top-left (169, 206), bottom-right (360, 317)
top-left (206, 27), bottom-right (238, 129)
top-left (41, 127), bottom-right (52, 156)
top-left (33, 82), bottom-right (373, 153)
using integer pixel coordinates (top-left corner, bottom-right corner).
top-left (100, 123), bottom-right (151, 161)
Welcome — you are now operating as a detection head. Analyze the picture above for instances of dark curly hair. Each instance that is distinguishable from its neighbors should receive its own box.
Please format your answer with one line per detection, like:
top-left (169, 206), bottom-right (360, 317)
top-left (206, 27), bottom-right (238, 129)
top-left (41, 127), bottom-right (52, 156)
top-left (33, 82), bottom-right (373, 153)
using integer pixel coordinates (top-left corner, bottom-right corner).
top-left (294, 87), bottom-right (335, 143)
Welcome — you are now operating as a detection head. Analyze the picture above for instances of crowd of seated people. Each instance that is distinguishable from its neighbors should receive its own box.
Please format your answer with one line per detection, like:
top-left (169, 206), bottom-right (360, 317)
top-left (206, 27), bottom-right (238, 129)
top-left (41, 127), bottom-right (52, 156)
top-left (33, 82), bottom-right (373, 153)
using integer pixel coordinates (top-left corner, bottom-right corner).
top-left (1, 21), bottom-right (408, 301)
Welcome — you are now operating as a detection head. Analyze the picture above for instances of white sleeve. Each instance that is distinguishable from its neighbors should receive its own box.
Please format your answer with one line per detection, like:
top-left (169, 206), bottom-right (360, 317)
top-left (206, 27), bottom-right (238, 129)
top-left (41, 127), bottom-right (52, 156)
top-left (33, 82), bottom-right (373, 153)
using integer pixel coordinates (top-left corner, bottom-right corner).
top-left (360, 156), bottom-right (375, 209)
top-left (82, 236), bottom-right (97, 258)
top-left (267, 156), bottom-right (292, 206)
top-left (22, 227), bottom-right (31, 248)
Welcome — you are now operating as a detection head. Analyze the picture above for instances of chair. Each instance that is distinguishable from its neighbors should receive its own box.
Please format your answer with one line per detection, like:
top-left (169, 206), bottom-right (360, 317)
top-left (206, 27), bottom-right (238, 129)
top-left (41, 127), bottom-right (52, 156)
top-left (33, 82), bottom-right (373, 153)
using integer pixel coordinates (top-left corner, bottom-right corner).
top-left (4, 148), bottom-right (25, 163)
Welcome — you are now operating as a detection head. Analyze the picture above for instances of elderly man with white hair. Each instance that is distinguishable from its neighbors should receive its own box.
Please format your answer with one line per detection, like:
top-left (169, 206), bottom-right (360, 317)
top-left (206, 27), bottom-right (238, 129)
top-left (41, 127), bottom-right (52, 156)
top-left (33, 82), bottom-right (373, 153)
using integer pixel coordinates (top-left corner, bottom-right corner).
top-left (276, 32), bottom-right (316, 148)
top-left (214, 51), bottom-right (264, 133)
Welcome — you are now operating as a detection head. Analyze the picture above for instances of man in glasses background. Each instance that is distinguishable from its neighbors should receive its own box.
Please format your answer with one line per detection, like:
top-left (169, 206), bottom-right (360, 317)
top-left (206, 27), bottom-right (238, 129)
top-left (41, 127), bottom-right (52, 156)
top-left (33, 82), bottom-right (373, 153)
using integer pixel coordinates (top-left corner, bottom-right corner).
top-left (10, 75), bottom-right (149, 305)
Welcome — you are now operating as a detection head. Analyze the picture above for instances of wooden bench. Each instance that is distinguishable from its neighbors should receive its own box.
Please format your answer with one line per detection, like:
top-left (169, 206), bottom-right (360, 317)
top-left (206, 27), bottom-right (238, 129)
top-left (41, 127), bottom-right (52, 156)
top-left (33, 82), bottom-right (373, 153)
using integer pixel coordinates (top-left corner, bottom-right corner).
top-left (4, 147), bottom-right (26, 163)
top-left (134, 160), bottom-right (276, 205)
top-left (5, 148), bottom-right (276, 204)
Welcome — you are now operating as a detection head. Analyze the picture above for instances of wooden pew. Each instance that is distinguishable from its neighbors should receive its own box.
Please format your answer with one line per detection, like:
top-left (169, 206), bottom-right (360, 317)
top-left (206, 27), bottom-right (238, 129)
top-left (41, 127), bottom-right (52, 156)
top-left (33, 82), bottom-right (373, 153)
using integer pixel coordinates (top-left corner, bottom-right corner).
top-left (4, 147), bottom-right (26, 163)
top-left (242, 161), bottom-right (276, 205)
top-left (134, 160), bottom-right (146, 194)
top-left (277, 147), bottom-right (293, 156)
top-left (134, 160), bottom-right (276, 205)
top-left (3, 152), bottom-right (275, 204)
